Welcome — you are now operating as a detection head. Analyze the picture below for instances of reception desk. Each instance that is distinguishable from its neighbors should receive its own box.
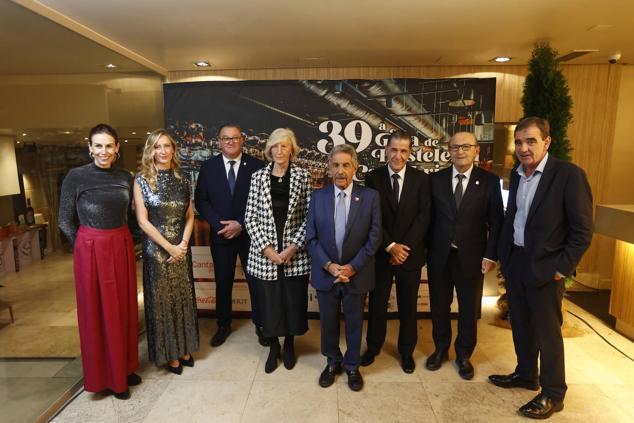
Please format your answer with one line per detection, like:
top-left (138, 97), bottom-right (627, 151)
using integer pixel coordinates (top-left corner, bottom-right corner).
top-left (595, 204), bottom-right (634, 340)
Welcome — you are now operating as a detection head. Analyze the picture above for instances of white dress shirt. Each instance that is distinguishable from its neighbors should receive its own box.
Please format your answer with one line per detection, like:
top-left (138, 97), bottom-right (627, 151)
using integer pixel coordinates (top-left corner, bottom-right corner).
top-left (222, 153), bottom-right (242, 179)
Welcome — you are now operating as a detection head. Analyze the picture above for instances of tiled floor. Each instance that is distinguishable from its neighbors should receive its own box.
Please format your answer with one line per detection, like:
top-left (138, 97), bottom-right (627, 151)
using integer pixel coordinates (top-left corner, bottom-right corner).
top-left (51, 299), bottom-right (634, 423)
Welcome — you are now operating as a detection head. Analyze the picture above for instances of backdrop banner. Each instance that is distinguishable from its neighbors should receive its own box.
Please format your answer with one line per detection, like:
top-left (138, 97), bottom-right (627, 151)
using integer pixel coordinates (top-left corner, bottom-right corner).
top-left (164, 78), bottom-right (496, 313)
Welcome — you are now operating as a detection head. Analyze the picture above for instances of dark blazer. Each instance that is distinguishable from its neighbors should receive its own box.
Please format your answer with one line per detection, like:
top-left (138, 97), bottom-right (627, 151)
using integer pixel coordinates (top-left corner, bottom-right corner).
top-left (498, 156), bottom-right (593, 286)
top-left (195, 153), bottom-right (265, 245)
top-left (365, 165), bottom-right (431, 271)
top-left (428, 166), bottom-right (504, 279)
top-left (306, 183), bottom-right (382, 294)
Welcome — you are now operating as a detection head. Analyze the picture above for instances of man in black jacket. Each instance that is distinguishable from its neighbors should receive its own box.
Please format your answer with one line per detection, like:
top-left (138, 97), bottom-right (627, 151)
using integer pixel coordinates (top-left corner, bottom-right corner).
top-left (426, 132), bottom-right (504, 380)
top-left (361, 130), bottom-right (431, 373)
top-left (489, 117), bottom-right (593, 419)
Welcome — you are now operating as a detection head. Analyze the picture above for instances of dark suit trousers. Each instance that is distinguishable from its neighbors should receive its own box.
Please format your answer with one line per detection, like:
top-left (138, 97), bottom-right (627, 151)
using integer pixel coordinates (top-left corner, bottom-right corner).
top-left (317, 283), bottom-right (366, 371)
top-left (506, 247), bottom-right (567, 401)
top-left (210, 240), bottom-right (261, 328)
top-left (428, 248), bottom-right (483, 358)
top-left (366, 261), bottom-right (421, 356)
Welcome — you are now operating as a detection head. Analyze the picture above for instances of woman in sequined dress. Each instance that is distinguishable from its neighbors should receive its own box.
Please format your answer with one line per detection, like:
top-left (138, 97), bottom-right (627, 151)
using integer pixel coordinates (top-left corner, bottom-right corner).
top-left (58, 123), bottom-right (141, 400)
top-left (245, 128), bottom-right (312, 374)
top-left (134, 129), bottom-right (199, 374)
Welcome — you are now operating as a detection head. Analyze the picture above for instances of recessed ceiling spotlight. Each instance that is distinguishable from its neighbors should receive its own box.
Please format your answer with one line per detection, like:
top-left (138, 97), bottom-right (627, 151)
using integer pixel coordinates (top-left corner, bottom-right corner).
top-left (491, 56), bottom-right (512, 63)
top-left (22, 132), bottom-right (27, 136)
top-left (131, 131), bottom-right (136, 135)
top-left (84, 137), bottom-right (89, 140)
top-left (17, 141), bottom-right (21, 144)
top-left (193, 61), bottom-right (211, 67)
top-left (124, 139), bottom-right (129, 143)
top-left (146, 131), bottom-right (151, 135)
top-left (105, 63), bottom-right (118, 69)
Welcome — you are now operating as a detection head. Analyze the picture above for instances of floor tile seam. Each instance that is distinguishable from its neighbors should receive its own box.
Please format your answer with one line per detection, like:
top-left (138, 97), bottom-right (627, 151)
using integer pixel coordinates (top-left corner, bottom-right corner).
top-left (417, 381), bottom-right (441, 423)
top-left (238, 346), bottom-right (264, 423)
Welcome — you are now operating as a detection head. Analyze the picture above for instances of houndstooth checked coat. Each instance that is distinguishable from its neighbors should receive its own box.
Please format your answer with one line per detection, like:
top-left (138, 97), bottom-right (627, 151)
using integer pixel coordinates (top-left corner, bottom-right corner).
top-left (245, 162), bottom-right (312, 280)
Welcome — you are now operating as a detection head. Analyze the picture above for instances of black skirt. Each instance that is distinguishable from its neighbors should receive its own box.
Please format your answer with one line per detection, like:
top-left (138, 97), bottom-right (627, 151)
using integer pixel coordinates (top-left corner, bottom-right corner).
top-left (255, 266), bottom-right (309, 337)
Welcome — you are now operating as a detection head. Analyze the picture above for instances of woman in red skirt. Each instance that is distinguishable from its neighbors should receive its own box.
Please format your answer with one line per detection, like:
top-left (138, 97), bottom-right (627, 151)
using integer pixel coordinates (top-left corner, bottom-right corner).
top-left (59, 123), bottom-right (141, 400)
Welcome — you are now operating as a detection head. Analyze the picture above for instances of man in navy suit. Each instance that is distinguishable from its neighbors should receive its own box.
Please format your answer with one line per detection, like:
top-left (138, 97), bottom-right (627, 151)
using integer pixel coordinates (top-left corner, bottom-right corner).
top-left (489, 117), bottom-right (593, 419)
top-left (426, 132), bottom-right (504, 380)
top-left (306, 144), bottom-right (381, 392)
top-left (195, 124), bottom-right (266, 347)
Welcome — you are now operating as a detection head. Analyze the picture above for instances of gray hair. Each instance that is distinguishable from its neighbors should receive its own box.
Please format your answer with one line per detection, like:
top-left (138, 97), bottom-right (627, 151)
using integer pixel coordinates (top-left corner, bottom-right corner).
top-left (329, 144), bottom-right (358, 167)
top-left (264, 128), bottom-right (300, 161)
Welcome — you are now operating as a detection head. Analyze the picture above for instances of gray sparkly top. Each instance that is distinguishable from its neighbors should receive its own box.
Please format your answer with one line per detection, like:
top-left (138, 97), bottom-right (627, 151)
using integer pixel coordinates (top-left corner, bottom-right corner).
top-left (58, 163), bottom-right (134, 246)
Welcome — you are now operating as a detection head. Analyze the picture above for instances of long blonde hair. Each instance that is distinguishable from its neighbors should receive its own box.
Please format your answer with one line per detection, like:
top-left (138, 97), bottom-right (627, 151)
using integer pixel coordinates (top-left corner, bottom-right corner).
top-left (139, 129), bottom-right (181, 190)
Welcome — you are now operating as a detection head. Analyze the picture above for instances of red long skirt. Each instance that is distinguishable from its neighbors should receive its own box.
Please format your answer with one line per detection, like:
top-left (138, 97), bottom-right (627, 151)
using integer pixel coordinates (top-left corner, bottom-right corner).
top-left (74, 225), bottom-right (138, 393)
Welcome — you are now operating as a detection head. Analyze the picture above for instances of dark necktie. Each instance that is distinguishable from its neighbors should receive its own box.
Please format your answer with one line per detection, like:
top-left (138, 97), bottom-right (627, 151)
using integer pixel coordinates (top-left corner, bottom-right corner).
top-left (392, 173), bottom-right (400, 205)
top-left (454, 174), bottom-right (465, 209)
top-left (227, 160), bottom-right (236, 195)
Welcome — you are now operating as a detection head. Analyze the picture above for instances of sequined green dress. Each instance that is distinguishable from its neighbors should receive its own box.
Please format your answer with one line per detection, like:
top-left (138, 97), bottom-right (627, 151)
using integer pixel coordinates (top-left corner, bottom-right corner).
top-left (136, 170), bottom-right (199, 365)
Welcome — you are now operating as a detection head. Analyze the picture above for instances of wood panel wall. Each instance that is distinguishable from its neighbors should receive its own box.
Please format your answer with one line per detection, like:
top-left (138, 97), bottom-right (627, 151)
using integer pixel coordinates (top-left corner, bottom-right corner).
top-left (168, 64), bottom-right (624, 275)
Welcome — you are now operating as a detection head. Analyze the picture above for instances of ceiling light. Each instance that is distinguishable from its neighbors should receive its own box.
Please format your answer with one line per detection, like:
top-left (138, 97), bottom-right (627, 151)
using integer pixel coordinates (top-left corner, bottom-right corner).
top-left (146, 131), bottom-right (151, 135)
top-left (17, 141), bottom-right (21, 144)
top-left (124, 139), bottom-right (129, 143)
top-left (22, 132), bottom-right (27, 136)
top-left (491, 56), bottom-right (512, 63)
top-left (193, 61), bottom-right (211, 67)
top-left (105, 63), bottom-right (117, 69)
top-left (131, 131), bottom-right (136, 135)
top-left (84, 137), bottom-right (89, 140)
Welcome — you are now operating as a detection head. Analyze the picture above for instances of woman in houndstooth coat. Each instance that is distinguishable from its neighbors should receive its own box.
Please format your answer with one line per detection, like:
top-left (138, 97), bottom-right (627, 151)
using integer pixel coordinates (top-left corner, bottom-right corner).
top-left (245, 128), bottom-right (312, 374)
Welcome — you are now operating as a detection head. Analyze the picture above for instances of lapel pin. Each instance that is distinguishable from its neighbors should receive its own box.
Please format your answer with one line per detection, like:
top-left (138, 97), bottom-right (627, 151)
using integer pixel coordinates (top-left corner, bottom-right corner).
top-left (475, 180), bottom-right (480, 185)
top-left (355, 197), bottom-right (360, 201)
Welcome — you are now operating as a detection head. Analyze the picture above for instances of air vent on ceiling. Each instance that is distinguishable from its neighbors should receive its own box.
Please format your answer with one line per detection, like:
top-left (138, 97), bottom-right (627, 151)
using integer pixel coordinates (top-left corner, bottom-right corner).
top-left (557, 50), bottom-right (599, 62)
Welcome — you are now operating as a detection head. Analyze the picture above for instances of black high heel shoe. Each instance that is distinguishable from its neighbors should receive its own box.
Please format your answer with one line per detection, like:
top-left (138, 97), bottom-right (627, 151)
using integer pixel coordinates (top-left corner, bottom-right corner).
top-left (180, 355), bottom-right (195, 367)
top-left (166, 361), bottom-right (183, 375)
top-left (265, 340), bottom-right (281, 374)
top-left (283, 336), bottom-right (296, 370)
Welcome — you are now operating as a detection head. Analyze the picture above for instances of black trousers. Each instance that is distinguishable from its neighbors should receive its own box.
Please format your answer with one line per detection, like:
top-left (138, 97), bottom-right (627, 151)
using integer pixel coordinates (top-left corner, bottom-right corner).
top-left (317, 283), bottom-right (366, 371)
top-left (507, 247), bottom-right (567, 401)
top-left (428, 248), bottom-right (483, 358)
top-left (366, 261), bottom-right (421, 356)
top-left (210, 241), bottom-right (261, 328)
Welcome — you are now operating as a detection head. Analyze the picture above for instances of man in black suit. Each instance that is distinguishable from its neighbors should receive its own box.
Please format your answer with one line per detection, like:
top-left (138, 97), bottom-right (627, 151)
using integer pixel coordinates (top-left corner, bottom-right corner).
top-left (489, 117), bottom-right (593, 419)
top-left (426, 132), bottom-right (504, 380)
top-left (361, 130), bottom-right (431, 373)
top-left (195, 124), bottom-right (266, 347)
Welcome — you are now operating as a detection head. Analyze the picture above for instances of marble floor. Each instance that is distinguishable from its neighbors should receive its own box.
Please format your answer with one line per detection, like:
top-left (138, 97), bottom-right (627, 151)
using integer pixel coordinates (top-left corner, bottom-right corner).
top-left (51, 299), bottom-right (634, 423)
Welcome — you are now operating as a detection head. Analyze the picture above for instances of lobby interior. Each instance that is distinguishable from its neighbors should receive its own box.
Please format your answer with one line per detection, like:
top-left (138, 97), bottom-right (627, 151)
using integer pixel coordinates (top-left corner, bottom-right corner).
top-left (1, 1), bottom-right (634, 422)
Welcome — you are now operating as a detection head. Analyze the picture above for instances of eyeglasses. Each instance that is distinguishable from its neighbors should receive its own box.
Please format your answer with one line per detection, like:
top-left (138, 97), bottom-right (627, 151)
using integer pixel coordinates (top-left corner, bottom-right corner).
top-left (219, 136), bottom-right (243, 143)
top-left (448, 144), bottom-right (477, 152)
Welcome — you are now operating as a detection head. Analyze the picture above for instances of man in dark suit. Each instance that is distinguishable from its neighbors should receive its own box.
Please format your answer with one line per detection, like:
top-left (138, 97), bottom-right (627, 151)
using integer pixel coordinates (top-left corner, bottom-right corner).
top-left (426, 132), bottom-right (504, 380)
top-left (195, 124), bottom-right (266, 347)
top-left (361, 130), bottom-right (431, 373)
top-left (489, 117), bottom-right (593, 419)
top-left (306, 143), bottom-right (381, 392)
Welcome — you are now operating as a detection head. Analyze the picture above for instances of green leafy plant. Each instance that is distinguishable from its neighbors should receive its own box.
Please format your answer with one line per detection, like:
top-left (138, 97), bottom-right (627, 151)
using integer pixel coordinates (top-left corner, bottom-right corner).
top-left (521, 42), bottom-right (573, 160)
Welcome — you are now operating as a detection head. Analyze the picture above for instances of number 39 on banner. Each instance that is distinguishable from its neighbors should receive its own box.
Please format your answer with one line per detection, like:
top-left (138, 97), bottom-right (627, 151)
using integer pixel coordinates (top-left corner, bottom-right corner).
top-left (317, 120), bottom-right (375, 154)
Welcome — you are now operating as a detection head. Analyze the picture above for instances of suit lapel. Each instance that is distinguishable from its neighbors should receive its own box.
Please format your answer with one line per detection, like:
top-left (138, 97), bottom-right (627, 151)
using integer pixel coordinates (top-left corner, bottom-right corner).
top-left (286, 164), bottom-right (301, 220)
top-left (380, 167), bottom-right (398, 212)
top-left (443, 168), bottom-right (458, 216)
top-left (344, 184), bottom-right (362, 240)
top-left (235, 153), bottom-right (252, 195)
top-left (396, 166), bottom-right (414, 217)
top-left (214, 154), bottom-right (233, 196)
top-left (526, 157), bottom-right (558, 223)
top-left (507, 168), bottom-right (520, 216)
top-left (325, 184), bottom-right (336, 244)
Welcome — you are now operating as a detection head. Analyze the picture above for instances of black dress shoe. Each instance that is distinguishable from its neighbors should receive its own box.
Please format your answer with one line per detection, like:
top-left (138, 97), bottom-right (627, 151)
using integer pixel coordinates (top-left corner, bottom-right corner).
top-left (180, 355), bottom-right (194, 367)
top-left (519, 393), bottom-right (564, 419)
top-left (346, 369), bottom-right (364, 391)
top-left (401, 355), bottom-right (416, 374)
top-left (488, 372), bottom-right (539, 390)
top-left (126, 373), bottom-right (142, 386)
top-left (166, 362), bottom-right (183, 375)
top-left (360, 349), bottom-right (378, 367)
top-left (113, 389), bottom-right (130, 400)
top-left (456, 357), bottom-right (474, 380)
top-left (425, 350), bottom-right (448, 371)
top-left (211, 326), bottom-right (232, 347)
top-left (318, 363), bottom-right (342, 388)
top-left (282, 338), bottom-right (296, 370)
top-left (256, 326), bottom-right (270, 347)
